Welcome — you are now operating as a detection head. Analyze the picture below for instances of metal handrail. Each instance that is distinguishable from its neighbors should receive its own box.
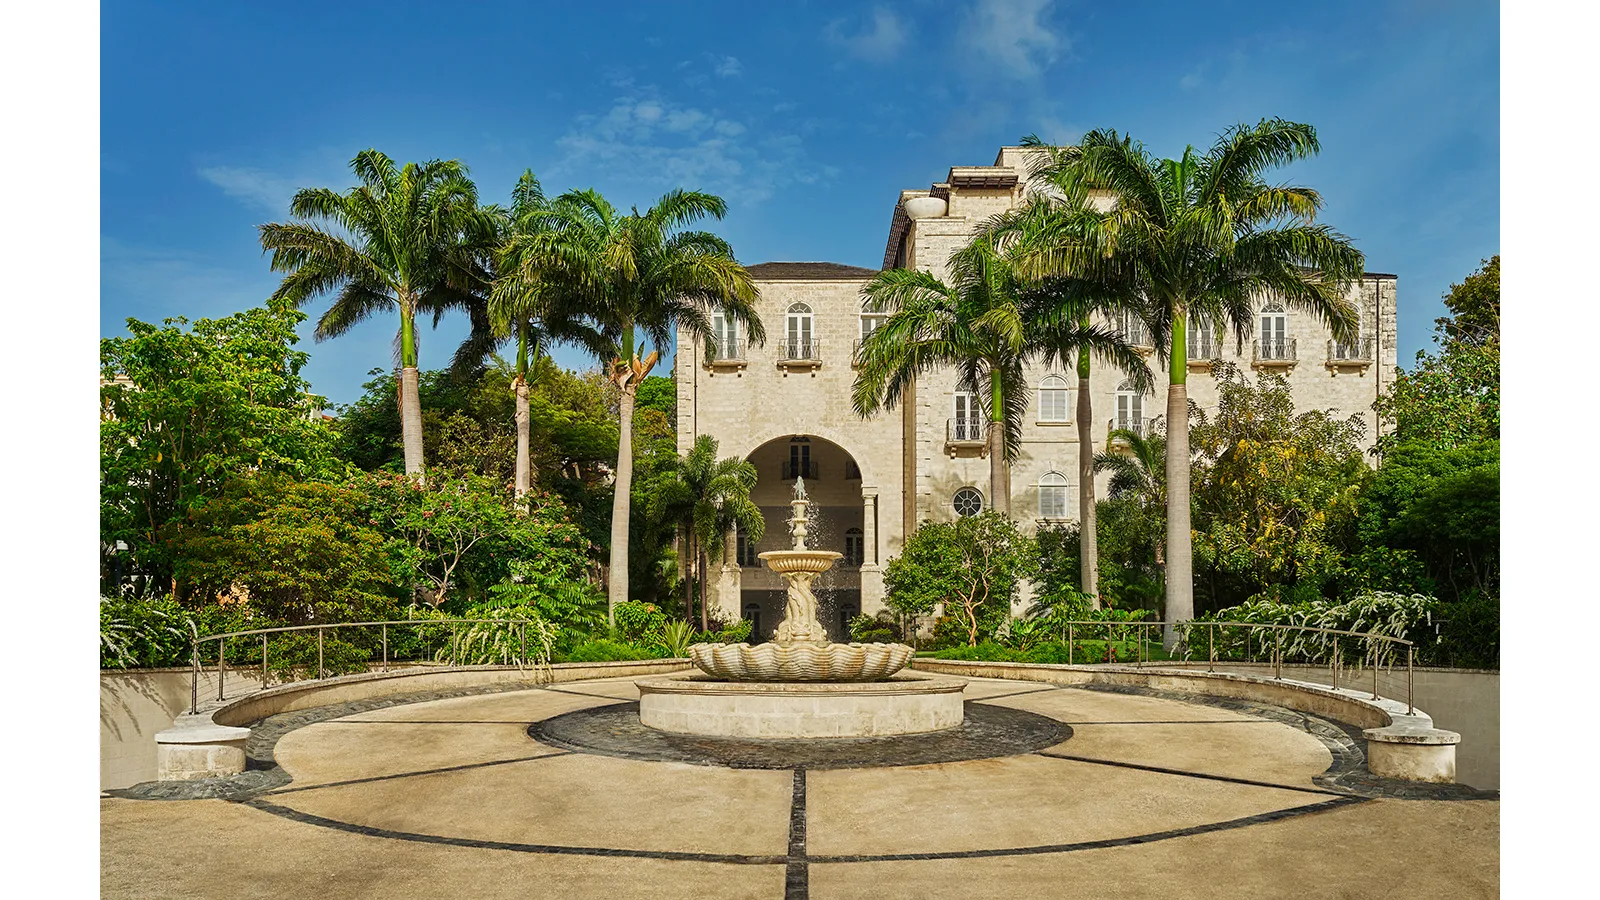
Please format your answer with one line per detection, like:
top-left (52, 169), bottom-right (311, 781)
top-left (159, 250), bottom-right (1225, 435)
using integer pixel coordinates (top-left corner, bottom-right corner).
top-left (947, 417), bottom-right (985, 442)
top-left (779, 339), bottom-right (821, 361)
top-left (1106, 417), bottom-right (1154, 439)
top-left (188, 617), bottom-right (561, 715)
top-left (708, 338), bottom-right (746, 362)
top-left (1252, 338), bottom-right (1297, 363)
top-left (1327, 337), bottom-right (1374, 363)
top-left (1042, 618), bottom-right (1415, 714)
top-left (782, 460), bottom-right (819, 480)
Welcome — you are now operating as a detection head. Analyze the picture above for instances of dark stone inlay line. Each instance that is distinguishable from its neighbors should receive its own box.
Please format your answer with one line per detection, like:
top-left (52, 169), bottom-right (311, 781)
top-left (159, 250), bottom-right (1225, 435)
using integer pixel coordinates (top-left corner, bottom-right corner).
top-left (808, 796), bottom-right (1369, 863)
top-left (261, 750), bottom-right (572, 796)
top-left (786, 769), bottom-right (808, 900)
top-left (528, 701), bottom-right (1071, 770)
top-left (1054, 720), bottom-right (1284, 725)
top-left (243, 798), bottom-right (788, 865)
top-left (1034, 750), bottom-right (1348, 797)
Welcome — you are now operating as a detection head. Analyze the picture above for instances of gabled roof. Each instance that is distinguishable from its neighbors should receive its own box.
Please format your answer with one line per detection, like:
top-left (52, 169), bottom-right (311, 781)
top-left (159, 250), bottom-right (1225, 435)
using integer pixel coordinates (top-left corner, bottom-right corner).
top-left (746, 261), bottom-right (879, 281)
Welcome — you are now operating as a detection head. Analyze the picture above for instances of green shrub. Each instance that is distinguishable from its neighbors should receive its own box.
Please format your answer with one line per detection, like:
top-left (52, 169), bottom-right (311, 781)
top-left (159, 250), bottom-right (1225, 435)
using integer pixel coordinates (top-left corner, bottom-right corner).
top-left (613, 601), bottom-right (669, 643)
top-left (848, 612), bottom-right (901, 643)
top-left (560, 639), bottom-right (658, 663)
top-left (705, 618), bottom-right (753, 644)
top-left (264, 632), bottom-right (371, 680)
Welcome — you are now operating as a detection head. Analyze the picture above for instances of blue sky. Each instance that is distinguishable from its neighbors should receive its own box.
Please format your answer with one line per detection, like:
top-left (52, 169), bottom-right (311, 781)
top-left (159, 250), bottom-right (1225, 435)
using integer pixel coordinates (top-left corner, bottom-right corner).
top-left (101, 0), bottom-right (1499, 407)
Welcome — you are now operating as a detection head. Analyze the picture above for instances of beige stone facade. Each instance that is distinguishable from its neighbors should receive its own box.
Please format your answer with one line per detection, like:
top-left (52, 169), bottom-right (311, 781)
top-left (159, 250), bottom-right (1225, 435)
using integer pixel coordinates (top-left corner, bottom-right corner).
top-left (677, 147), bottom-right (1398, 636)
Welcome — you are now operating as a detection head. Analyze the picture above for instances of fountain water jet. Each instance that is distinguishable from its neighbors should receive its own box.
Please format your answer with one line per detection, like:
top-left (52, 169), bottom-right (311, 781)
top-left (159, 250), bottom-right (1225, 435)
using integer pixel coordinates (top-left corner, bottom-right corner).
top-left (636, 478), bottom-right (965, 738)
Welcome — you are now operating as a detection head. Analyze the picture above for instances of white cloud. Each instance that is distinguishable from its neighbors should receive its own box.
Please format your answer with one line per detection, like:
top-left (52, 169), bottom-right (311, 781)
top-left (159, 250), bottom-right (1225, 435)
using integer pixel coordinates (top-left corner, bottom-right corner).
top-left (554, 94), bottom-right (828, 206)
top-left (714, 55), bottom-right (743, 77)
top-left (196, 166), bottom-right (304, 213)
top-left (826, 8), bottom-right (907, 62)
top-left (963, 0), bottom-right (1065, 80)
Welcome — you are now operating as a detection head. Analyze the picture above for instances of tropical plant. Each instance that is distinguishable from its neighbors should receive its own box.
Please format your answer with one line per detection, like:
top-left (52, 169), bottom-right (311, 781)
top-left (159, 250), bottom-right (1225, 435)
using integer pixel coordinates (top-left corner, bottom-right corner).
top-left (853, 236), bottom-right (1148, 516)
top-left (1094, 426), bottom-right (1167, 585)
top-left (101, 304), bottom-right (343, 593)
top-left (1007, 120), bottom-right (1364, 645)
top-left (501, 188), bottom-right (764, 621)
top-left (258, 149), bottom-right (496, 482)
top-left (883, 511), bottom-right (1035, 646)
top-left (449, 605), bottom-right (561, 673)
top-left (647, 435), bottom-right (764, 630)
top-left (654, 620), bottom-right (696, 658)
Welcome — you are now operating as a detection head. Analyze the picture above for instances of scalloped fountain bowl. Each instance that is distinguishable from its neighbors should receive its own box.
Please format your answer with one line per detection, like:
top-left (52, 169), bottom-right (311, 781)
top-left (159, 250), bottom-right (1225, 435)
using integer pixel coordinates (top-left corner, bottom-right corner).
top-left (687, 640), bottom-right (916, 682)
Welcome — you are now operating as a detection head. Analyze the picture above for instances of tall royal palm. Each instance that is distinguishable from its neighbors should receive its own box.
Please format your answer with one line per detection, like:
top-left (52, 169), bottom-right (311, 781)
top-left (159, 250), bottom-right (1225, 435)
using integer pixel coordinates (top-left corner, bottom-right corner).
top-left (853, 237), bottom-right (1148, 517)
top-left (648, 435), bottom-right (764, 630)
top-left (508, 188), bottom-right (763, 623)
top-left (260, 150), bottom-right (492, 482)
top-left (1008, 120), bottom-right (1363, 645)
top-left (453, 171), bottom-right (608, 498)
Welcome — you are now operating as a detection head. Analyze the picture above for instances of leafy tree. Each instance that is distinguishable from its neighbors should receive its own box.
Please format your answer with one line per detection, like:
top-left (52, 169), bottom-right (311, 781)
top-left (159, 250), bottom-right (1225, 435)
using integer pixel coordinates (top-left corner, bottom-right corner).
top-left (1357, 440), bottom-right (1499, 601)
top-left (259, 150), bottom-right (495, 482)
top-left (164, 475), bottom-right (399, 624)
top-left (1008, 120), bottom-right (1364, 644)
top-left (100, 303), bottom-right (342, 592)
top-left (501, 188), bottom-right (763, 620)
top-left (1189, 365), bottom-right (1370, 612)
top-left (1374, 256), bottom-right (1499, 452)
top-left (884, 512), bottom-right (1034, 646)
top-left (854, 236), bottom-right (1147, 516)
top-left (648, 435), bottom-right (764, 629)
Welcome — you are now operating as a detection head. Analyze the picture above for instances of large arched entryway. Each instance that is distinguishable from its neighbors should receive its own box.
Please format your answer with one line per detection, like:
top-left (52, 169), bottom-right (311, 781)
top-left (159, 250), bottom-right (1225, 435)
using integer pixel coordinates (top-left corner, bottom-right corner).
top-left (735, 435), bottom-right (865, 642)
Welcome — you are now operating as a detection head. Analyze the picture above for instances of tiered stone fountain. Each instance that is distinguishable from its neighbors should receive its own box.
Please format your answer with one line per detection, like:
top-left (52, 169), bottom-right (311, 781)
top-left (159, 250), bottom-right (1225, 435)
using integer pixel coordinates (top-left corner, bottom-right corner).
top-left (637, 478), bottom-right (966, 738)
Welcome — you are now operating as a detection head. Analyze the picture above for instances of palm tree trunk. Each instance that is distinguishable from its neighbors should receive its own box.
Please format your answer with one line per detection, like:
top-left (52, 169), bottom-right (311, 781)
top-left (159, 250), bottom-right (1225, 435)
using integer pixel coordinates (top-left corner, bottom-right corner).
top-left (513, 324), bottom-right (532, 499)
top-left (1164, 307), bottom-right (1192, 649)
top-left (699, 545), bottom-right (709, 632)
top-left (988, 376), bottom-right (1008, 516)
top-left (607, 374), bottom-right (636, 625)
top-left (1077, 354), bottom-right (1100, 607)
top-left (398, 300), bottom-right (425, 484)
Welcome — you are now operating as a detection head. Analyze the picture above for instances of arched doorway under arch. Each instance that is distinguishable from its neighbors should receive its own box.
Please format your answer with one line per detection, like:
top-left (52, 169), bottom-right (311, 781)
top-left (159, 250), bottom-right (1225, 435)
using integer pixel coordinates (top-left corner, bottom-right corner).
top-left (724, 434), bottom-right (865, 642)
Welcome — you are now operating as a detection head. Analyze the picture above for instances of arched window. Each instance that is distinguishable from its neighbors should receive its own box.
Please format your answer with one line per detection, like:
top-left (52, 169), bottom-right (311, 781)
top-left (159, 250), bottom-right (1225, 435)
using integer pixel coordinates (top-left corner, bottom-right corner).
top-left (786, 302), bottom-right (815, 359)
top-left (859, 297), bottom-right (890, 340)
top-left (843, 528), bottom-right (864, 566)
top-left (1118, 310), bottom-right (1150, 348)
top-left (711, 311), bottom-right (739, 360)
top-left (1259, 300), bottom-right (1287, 359)
top-left (1038, 374), bottom-right (1069, 422)
top-left (744, 602), bottom-right (762, 641)
top-left (1187, 314), bottom-right (1218, 360)
top-left (953, 487), bottom-right (984, 517)
top-left (1115, 379), bottom-right (1145, 435)
top-left (1038, 471), bottom-right (1069, 520)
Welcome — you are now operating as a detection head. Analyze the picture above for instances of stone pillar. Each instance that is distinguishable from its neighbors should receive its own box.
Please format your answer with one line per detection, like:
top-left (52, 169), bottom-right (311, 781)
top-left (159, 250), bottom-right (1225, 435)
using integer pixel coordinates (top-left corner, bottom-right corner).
top-left (714, 527), bottom-right (743, 626)
top-left (860, 489), bottom-right (886, 616)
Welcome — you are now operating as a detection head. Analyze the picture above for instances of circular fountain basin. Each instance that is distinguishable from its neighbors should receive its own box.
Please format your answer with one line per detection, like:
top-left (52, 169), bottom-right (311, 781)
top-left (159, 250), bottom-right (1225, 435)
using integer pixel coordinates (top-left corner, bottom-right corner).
top-left (637, 672), bottom-right (966, 738)
top-left (689, 641), bottom-right (915, 681)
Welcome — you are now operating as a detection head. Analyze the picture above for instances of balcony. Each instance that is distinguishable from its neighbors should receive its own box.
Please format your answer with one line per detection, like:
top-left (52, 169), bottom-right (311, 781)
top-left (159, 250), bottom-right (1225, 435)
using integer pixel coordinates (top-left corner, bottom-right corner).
top-left (705, 338), bottom-right (746, 373)
top-left (1326, 337), bottom-right (1374, 372)
top-left (777, 338), bottom-right (822, 374)
top-left (1187, 332), bottom-right (1222, 369)
top-left (1106, 417), bottom-right (1155, 448)
top-left (850, 339), bottom-right (867, 369)
top-left (782, 460), bottom-right (819, 480)
top-left (946, 417), bottom-right (987, 456)
top-left (1116, 325), bottom-right (1155, 355)
top-left (1252, 338), bottom-right (1297, 368)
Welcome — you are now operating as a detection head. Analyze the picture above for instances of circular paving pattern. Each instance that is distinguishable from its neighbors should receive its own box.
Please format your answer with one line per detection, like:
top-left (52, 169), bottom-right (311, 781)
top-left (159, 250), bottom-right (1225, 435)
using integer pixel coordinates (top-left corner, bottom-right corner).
top-left (103, 675), bottom-right (1500, 900)
top-left (530, 699), bottom-right (1071, 769)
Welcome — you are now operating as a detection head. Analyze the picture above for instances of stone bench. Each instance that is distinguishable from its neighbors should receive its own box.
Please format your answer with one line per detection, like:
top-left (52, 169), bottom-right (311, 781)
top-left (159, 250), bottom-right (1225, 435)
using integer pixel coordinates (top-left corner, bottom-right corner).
top-left (1363, 725), bottom-right (1461, 783)
top-left (154, 713), bottom-right (251, 781)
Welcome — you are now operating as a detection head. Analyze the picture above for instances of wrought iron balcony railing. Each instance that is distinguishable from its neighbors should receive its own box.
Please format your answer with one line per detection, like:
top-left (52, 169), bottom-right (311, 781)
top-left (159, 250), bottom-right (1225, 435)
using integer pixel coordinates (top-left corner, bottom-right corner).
top-left (708, 338), bottom-right (746, 362)
top-left (1252, 338), bottom-right (1297, 364)
top-left (1327, 337), bottom-right (1374, 364)
top-left (782, 460), bottom-right (819, 480)
top-left (947, 418), bottom-right (986, 443)
top-left (779, 339), bottom-right (822, 362)
top-left (1107, 417), bottom-right (1155, 442)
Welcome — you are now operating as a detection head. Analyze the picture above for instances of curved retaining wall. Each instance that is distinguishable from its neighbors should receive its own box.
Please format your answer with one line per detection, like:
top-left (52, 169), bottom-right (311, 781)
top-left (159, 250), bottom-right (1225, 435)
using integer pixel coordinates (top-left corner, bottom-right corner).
top-left (910, 659), bottom-right (1462, 783)
top-left (149, 660), bottom-right (692, 783)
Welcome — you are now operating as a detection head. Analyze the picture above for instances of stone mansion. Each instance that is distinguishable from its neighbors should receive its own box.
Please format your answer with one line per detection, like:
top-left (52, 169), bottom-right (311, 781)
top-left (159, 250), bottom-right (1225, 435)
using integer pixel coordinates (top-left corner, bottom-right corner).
top-left (674, 146), bottom-right (1399, 640)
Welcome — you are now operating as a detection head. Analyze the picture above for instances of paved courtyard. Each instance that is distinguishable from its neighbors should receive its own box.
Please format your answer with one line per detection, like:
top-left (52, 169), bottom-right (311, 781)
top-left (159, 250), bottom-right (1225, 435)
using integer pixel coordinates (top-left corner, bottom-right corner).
top-left (101, 676), bottom-right (1498, 899)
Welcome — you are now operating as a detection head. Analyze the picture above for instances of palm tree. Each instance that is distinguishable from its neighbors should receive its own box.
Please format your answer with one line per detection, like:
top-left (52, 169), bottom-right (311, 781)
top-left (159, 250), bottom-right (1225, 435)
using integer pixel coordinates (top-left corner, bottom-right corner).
top-left (450, 171), bottom-right (609, 498)
top-left (259, 150), bottom-right (494, 482)
top-left (648, 435), bottom-right (764, 630)
top-left (1006, 120), bottom-right (1364, 645)
top-left (852, 236), bottom-right (1148, 518)
top-left (1096, 427), bottom-right (1168, 570)
top-left (502, 188), bottom-right (764, 623)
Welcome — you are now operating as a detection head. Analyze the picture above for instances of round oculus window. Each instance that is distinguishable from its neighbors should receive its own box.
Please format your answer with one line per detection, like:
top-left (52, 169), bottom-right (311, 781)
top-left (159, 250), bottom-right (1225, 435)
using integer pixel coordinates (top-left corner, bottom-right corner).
top-left (953, 487), bottom-right (984, 517)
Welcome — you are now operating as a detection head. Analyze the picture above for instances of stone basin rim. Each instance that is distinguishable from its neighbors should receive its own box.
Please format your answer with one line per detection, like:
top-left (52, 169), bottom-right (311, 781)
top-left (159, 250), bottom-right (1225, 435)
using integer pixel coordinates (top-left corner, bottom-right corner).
top-left (635, 672), bottom-right (968, 696)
